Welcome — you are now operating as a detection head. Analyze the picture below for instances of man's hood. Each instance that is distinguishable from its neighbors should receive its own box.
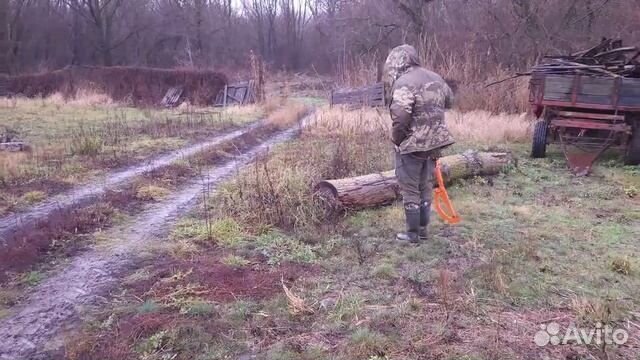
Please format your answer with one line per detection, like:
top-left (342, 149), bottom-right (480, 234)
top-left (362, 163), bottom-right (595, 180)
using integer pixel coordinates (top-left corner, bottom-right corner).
top-left (384, 44), bottom-right (420, 85)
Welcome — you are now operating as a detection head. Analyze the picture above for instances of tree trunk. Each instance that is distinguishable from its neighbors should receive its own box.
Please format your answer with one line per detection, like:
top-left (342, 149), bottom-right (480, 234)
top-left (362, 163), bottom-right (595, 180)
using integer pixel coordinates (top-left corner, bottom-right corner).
top-left (0, 0), bottom-right (8, 75)
top-left (314, 151), bottom-right (513, 212)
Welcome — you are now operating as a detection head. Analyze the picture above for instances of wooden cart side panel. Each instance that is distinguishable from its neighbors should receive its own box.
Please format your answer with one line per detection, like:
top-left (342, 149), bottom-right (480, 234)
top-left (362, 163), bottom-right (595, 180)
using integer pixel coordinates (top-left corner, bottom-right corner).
top-left (543, 75), bottom-right (573, 102)
top-left (619, 78), bottom-right (640, 107)
top-left (540, 75), bottom-right (640, 109)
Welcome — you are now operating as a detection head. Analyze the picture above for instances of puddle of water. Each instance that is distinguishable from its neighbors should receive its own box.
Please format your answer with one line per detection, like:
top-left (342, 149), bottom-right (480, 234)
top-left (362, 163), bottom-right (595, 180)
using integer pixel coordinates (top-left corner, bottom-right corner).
top-left (0, 116), bottom-right (310, 360)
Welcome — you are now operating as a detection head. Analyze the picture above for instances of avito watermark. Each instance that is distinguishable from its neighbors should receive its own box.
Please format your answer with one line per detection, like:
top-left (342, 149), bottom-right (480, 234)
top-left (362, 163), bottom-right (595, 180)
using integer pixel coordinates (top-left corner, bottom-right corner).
top-left (534, 322), bottom-right (628, 347)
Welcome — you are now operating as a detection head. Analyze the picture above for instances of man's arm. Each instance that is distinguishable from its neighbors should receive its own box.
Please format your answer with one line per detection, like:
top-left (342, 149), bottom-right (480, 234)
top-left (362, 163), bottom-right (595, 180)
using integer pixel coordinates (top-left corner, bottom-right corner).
top-left (390, 85), bottom-right (415, 146)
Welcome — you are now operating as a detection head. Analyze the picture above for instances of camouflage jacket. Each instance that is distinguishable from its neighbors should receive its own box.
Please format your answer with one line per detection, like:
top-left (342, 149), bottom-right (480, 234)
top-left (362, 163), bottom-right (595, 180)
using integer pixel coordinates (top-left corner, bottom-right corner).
top-left (384, 45), bottom-right (455, 154)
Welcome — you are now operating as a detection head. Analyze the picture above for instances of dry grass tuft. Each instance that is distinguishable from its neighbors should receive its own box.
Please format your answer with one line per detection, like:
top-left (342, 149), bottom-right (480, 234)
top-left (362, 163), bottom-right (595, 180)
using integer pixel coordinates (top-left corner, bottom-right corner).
top-left (569, 296), bottom-right (622, 324)
top-left (135, 185), bottom-right (171, 201)
top-left (446, 110), bottom-right (533, 144)
top-left (610, 257), bottom-right (632, 275)
top-left (309, 106), bottom-right (388, 136)
top-left (37, 88), bottom-right (115, 107)
top-left (281, 278), bottom-right (314, 315)
top-left (309, 106), bottom-right (532, 144)
top-left (265, 100), bottom-right (309, 129)
top-left (222, 103), bottom-right (264, 118)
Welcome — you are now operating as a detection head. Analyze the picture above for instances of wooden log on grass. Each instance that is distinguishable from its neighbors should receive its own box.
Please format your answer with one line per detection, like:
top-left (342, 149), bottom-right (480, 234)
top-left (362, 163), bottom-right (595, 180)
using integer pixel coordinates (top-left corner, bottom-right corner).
top-left (314, 150), bottom-right (514, 212)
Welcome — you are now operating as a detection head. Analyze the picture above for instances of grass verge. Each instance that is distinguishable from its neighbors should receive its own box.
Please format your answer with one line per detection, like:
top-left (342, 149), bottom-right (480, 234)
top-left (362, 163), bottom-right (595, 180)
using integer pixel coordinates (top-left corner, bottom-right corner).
top-left (0, 97), bottom-right (271, 215)
top-left (65, 106), bottom-right (639, 360)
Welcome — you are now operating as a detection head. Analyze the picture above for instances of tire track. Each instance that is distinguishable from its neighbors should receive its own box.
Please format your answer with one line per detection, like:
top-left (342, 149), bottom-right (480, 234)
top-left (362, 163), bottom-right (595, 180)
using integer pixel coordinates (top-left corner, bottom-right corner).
top-left (0, 115), bottom-right (311, 359)
top-left (0, 122), bottom-right (262, 244)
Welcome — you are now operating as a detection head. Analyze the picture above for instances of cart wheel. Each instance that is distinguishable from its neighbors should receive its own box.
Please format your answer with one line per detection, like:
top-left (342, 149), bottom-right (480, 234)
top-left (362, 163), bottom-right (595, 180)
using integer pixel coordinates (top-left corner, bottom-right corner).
top-left (624, 121), bottom-right (640, 166)
top-left (531, 120), bottom-right (548, 159)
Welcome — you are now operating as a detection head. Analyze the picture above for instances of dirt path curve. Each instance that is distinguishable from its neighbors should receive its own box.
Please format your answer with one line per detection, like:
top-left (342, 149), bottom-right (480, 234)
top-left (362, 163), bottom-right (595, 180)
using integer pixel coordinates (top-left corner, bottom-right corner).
top-left (0, 121), bottom-right (262, 244)
top-left (0, 116), bottom-right (311, 360)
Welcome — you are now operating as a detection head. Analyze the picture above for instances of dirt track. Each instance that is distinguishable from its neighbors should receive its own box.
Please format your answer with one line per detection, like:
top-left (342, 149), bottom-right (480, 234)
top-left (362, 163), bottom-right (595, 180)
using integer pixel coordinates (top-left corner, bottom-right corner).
top-left (0, 121), bottom-right (263, 244)
top-left (0, 115), bottom-right (311, 359)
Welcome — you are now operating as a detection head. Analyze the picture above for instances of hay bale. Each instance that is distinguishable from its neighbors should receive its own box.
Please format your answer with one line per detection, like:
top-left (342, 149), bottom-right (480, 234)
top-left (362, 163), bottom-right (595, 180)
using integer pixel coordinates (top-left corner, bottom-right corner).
top-left (6, 66), bottom-right (227, 106)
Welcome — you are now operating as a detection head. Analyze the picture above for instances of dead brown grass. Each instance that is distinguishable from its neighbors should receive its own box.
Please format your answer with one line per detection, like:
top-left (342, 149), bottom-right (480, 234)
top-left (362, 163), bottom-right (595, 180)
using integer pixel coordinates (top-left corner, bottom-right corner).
top-left (338, 41), bottom-right (531, 114)
top-left (265, 100), bottom-right (309, 129)
top-left (38, 89), bottom-right (114, 107)
top-left (310, 106), bottom-right (532, 144)
top-left (446, 110), bottom-right (533, 144)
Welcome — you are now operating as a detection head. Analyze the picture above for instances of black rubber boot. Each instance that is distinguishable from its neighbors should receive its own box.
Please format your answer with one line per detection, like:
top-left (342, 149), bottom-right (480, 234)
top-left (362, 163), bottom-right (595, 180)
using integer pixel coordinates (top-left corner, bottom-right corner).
top-left (419, 201), bottom-right (431, 240)
top-left (396, 204), bottom-right (421, 244)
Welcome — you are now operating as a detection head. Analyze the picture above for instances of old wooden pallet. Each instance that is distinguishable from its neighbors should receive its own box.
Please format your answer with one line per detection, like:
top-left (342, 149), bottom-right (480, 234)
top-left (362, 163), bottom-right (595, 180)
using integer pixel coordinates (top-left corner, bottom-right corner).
top-left (214, 80), bottom-right (255, 107)
top-left (330, 82), bottom-right (385, 107)
top-left (160, 86), bottom-right (184, 107)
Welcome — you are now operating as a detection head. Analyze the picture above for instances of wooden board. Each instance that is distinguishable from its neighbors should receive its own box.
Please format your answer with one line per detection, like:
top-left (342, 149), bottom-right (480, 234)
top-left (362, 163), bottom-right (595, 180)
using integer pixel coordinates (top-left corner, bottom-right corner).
top-left (621, 78), bottom-right (640, 97)
top-left (160, 86), bottom-right (184, 107)
top-left (541, 75), bottom-right (640, 107)
top-left (214, 80), bottom-right (255, 107)
top-left (330, 82), bottom-right (385, 107)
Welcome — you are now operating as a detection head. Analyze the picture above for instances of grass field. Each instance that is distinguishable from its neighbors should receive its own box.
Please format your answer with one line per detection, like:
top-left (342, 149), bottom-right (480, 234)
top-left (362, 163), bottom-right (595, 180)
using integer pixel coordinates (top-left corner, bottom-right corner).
top-left (0, 96), bottom-right (271, 215)
top-left (65, 106), bottom-right (639, 360)
top-left (0, 96), bottom-right (308, 312)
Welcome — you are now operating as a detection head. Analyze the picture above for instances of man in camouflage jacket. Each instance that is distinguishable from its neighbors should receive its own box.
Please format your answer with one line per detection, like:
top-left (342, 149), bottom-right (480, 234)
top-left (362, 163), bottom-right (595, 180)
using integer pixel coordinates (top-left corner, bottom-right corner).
top-left (384, 44), bottom-right (455, 243)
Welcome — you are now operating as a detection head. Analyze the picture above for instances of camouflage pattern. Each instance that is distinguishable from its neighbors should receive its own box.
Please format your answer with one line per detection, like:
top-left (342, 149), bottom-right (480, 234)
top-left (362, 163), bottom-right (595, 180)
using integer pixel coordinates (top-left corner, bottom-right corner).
top-left (384, 44), bottom-right (455, 154)
top-left (395, 152), bottom-right (435, 206)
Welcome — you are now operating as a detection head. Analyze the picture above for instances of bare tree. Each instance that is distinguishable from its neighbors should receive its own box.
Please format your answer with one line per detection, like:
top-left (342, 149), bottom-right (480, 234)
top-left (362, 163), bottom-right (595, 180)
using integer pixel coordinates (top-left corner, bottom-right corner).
top-left (0, 0), bottom-right (8, 74)
top-left (4, 0), bottom-right (639, 75)
top-left (63, 0), bottom-right (130, 66)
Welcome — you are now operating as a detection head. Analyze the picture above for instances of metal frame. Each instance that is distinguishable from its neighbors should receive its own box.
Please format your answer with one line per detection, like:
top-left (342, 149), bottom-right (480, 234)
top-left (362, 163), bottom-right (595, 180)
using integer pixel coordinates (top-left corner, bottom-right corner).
top-left (530, 74), bottom-right (639, 174)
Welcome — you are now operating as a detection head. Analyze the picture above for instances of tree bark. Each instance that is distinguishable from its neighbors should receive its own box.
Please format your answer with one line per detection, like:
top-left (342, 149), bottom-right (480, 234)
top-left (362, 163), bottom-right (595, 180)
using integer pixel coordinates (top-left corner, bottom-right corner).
top-left (0, 0), bottom-right (7, 74)
top-left (314, 151), bottom-right (514, 212)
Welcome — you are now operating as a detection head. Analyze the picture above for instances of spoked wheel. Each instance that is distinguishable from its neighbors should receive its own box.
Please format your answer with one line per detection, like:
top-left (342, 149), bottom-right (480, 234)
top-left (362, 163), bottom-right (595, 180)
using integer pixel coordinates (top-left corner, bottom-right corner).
top-left (531, 120), bottom-right (548, 158)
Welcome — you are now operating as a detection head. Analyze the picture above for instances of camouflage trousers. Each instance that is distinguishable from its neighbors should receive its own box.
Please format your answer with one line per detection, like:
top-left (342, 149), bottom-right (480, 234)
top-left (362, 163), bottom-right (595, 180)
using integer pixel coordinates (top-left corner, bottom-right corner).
top-left (395, 151), bottom-right (436, 207)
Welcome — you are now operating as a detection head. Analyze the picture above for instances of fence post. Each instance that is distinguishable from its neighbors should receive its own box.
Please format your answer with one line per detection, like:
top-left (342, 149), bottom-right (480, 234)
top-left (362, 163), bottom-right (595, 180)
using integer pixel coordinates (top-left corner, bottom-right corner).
top-left (222, 84), bottom-right (228, 108)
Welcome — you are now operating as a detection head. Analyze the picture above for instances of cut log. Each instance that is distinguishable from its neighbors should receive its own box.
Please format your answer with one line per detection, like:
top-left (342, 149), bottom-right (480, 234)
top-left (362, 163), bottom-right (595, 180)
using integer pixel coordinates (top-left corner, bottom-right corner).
top-left (314, 150), bottom-right (514, 212)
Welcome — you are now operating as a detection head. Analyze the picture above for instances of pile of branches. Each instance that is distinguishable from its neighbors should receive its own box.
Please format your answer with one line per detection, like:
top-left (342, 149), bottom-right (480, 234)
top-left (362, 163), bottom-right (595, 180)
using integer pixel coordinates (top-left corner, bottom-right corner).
top-left (532, 38), bottom-right (640, 78)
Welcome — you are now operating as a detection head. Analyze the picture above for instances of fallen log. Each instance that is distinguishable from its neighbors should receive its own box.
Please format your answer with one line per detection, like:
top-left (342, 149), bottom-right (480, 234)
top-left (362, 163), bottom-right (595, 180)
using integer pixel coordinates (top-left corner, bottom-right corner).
top-left (314, 150), bottom-right (514, 212)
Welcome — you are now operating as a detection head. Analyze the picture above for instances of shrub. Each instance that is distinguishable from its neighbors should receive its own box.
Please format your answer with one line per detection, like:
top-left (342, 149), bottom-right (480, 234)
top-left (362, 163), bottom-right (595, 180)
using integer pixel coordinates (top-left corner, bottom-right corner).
top-left (9, 66), bottom-right (227, 106)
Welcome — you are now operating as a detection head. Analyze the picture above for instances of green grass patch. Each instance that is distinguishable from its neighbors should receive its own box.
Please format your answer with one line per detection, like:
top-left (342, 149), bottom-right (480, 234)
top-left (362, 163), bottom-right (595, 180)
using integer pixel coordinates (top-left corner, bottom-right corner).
top-left (19, 271), bottom-right (43, 287)
top-left (137, 299), bottom-right (161, 314)
top-left (221, 254), bottom-right (250, 268)
top-left (254, 231), bottom-right (320, 265)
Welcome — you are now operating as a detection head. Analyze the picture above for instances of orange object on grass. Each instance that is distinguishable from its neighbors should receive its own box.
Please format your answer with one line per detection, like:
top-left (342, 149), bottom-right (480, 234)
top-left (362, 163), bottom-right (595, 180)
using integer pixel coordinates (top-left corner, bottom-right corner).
top-left (433, 161), bottom-right (461, 225)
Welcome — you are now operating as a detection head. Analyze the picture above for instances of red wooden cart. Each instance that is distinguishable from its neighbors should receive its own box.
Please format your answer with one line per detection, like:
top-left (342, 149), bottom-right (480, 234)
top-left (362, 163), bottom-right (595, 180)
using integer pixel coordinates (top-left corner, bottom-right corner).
top-left (529, 73), bottom-right (640, 175)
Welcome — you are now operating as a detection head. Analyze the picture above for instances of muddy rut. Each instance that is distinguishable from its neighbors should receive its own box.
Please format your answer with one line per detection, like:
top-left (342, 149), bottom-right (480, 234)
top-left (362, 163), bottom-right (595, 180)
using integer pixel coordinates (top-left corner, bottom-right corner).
top-left (0, 116), bottom-right (311, 360)
top-left (0, 122), bottom-right (263, 244)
